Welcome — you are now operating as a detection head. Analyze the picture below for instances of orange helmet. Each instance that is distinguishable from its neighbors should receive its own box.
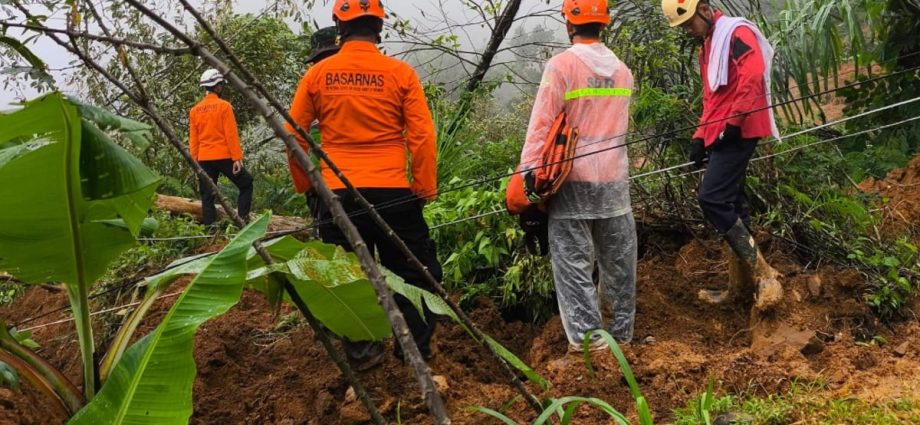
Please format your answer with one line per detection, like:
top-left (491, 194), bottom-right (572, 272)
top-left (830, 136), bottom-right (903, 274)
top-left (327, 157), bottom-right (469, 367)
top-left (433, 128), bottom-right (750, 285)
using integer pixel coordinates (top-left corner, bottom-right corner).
top-left (333, 0), bottom-right (385, 22)
top-left (563, 0), bottom-right (611, 26)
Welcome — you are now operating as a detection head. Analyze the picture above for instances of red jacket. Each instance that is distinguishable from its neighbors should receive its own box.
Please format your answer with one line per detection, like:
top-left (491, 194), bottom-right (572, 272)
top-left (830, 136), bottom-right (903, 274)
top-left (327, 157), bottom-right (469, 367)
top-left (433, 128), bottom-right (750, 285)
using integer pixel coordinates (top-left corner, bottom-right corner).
top-left (694, 11), bottom-right (773, 147)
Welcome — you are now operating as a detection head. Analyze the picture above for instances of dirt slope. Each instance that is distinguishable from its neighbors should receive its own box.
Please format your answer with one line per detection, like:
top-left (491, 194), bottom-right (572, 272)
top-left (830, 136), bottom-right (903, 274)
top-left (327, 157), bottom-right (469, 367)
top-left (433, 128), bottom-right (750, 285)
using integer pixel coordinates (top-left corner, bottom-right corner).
top-left (860, 153), bottom-right (920, 244)
top-left (1, 236), bottom-right (919, 424)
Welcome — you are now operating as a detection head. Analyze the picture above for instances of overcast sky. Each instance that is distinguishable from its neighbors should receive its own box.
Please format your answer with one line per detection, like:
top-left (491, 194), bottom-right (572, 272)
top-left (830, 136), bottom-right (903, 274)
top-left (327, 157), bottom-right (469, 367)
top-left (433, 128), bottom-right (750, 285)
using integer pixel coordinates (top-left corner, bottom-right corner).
top-left (0, 0), bottom-right (564, 106)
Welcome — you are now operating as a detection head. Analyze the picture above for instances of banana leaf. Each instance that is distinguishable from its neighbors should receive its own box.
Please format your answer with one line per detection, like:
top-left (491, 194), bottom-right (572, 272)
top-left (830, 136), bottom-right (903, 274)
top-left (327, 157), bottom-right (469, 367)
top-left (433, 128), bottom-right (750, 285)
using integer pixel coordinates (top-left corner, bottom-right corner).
top-left (143, 235), bottom-right (548, 389)
top-left (68, 213), bottom-right (270, 424)
top-left (0, 93), bottom-right (159, 397)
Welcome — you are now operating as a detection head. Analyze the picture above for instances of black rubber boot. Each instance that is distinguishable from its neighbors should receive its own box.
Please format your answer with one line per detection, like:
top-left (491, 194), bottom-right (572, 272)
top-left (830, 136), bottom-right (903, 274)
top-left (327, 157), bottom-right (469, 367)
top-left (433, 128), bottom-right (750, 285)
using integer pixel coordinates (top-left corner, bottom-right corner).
top-left (723, 219), bottom-right (783, 311)
top-left (724, 219), bottom-right (758, 268)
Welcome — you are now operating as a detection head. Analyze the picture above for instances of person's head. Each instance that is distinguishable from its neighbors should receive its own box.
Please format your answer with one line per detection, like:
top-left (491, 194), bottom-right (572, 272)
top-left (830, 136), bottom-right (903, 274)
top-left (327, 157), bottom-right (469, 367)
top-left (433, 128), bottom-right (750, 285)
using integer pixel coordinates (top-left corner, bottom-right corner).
top-left (306, 26), bottom-right (341, 65)
top-left (562, 0), bottom-right (610, 42)
top-left (332, 0), bottom-right (385, 43)
top-left (662, 0), bottom-right (714, 38)
top-left (199, 68), bottom-right (225, 94)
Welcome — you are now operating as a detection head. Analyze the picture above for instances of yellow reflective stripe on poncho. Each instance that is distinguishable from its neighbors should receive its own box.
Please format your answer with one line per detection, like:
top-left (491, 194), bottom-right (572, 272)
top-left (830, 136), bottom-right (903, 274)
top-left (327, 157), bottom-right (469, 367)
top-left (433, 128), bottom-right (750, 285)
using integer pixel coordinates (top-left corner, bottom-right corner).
top-left (563, 87), bottom-right (632, 101)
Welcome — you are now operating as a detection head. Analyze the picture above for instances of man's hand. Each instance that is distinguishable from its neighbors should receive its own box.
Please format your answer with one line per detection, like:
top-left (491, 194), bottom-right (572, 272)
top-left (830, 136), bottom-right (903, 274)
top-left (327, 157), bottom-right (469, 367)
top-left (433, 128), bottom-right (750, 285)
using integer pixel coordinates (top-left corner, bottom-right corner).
top-left (689, 138), bottom-right (707, 169)
top-left (519, 205), bottom-right (549, 256)
top-left (232, 160), bottom-right (243, 175)
top-left (711, 124), bottom-right (742, 150)
top-left (306, 192), bottom-right (321, 219)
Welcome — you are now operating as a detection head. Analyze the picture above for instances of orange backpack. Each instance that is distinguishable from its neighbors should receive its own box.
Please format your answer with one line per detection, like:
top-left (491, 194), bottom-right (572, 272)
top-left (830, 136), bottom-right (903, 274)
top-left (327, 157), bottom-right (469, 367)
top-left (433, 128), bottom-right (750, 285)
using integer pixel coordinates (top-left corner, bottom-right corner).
top-left (505, 112), bottom-right (579, 215)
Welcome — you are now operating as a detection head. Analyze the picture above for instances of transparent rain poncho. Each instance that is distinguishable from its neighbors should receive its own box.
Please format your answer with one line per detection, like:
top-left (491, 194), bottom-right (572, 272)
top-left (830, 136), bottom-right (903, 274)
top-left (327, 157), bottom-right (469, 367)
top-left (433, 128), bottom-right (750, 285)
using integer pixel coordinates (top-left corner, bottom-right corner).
top-left (549, 213), bottom-right (637, 344)
top-left (520, 42), bottom-right (635, 220)
top-left (519, 42), bottom-right (637, 345)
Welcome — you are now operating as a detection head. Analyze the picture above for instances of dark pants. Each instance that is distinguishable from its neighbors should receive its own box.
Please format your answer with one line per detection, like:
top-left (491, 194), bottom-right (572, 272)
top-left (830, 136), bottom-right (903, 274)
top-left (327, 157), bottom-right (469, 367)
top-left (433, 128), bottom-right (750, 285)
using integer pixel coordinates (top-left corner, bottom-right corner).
top-left (198, 159), bottom-right (254, 225)
top-left (315, 188), bottom-right (442, 360)
top-left (698, 139), bottom-right (758, 234)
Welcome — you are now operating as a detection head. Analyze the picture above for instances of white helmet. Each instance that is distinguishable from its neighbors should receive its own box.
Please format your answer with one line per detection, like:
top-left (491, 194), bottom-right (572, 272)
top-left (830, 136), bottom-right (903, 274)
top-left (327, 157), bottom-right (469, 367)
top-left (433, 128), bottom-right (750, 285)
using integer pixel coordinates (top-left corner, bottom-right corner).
top-left (199, 69), bottom-right (224, 88)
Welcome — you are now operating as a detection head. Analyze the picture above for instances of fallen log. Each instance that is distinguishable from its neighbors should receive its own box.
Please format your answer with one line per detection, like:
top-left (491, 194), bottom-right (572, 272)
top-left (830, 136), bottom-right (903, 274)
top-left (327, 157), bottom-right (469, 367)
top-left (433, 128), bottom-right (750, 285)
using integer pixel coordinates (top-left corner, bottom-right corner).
top-left (154, 194), bottom-right (310, 234)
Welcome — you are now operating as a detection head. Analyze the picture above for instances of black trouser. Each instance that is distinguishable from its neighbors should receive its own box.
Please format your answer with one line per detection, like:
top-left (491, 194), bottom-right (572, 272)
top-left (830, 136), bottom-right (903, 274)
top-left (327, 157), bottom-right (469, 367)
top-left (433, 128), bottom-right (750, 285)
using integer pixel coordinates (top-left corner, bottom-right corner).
top-left (315, 188), bottom-right (442, 359)
top-left (698, 139), bottom-right (758, 234)
top-left (197, 159), bottom-right (254, 225)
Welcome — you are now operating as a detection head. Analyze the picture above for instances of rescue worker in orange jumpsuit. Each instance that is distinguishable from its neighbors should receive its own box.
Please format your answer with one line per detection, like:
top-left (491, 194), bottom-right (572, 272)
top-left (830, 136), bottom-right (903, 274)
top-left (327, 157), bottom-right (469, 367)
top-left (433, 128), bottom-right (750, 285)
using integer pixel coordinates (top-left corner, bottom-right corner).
top-left (305, 26), bottom-right (341, 66)
top-left (302, 26), bottom-right (342, 218)
top-left (189, 69), bottom-right (253, 225)
top-left (518, 0), bottom-right (636, 352)
top-left (285, 0), bottom-right (440, 369)
top-left (663, 0), bottom-right (783, 311)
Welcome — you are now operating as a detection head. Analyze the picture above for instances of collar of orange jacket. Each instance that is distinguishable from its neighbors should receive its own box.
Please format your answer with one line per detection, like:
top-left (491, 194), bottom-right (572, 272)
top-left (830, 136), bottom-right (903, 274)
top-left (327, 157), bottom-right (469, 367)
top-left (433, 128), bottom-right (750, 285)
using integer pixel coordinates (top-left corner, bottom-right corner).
top-left (203, 92), bottom-right (219, 101)
top-left (339, 40), bottom-right (380, 54)
top-left (573, 38), bottom-right (599, 45)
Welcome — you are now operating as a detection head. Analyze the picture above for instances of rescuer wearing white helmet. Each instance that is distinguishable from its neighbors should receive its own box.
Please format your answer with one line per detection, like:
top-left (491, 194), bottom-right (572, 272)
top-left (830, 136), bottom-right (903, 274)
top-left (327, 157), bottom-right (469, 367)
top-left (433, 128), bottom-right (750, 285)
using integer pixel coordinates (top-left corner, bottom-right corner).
top-left (188, 68), bottom-right (253, 225)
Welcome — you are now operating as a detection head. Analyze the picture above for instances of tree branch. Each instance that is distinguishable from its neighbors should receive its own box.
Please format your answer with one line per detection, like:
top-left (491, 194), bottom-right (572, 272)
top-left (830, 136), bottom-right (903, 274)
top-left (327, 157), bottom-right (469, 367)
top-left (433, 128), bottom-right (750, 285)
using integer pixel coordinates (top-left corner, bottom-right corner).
top-left (0, 20), bottom-right (190, 55)
top-left (10, 2), bottom-right (387, 422)
top-left (124, 0), bottom-right (451, 422)
top-left (175, 0), bottom-right (544, 416)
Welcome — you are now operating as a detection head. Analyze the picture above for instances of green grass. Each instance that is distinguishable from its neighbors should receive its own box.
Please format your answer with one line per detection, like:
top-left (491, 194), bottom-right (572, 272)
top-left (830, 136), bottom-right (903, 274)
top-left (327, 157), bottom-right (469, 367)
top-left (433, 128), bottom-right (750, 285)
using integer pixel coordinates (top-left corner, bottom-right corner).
top-left (673, 381), bottom-right (920, 425)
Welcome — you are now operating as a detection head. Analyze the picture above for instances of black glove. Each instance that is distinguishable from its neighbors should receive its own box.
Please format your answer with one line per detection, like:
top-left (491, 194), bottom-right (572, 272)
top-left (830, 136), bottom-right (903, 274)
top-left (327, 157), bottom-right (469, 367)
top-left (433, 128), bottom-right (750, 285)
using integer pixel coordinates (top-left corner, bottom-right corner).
top-left (711, 124), bottom-right (742, 150)
top-left (519, 205), bottom-right (549, 256)
top-left (689, 138), bottom-right (707, 169)
top-left (306, 192), bottom-right (321, 220)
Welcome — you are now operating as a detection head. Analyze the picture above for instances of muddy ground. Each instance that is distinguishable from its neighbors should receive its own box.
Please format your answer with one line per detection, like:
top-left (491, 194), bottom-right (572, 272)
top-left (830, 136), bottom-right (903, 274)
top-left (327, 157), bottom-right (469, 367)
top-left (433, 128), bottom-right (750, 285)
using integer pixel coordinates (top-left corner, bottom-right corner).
top-left (2, 222), bottom-right (919, 425)
top-left (4, 153), bottom-right (920, 424)
top-left (860, 152), bottom-right (920, 245)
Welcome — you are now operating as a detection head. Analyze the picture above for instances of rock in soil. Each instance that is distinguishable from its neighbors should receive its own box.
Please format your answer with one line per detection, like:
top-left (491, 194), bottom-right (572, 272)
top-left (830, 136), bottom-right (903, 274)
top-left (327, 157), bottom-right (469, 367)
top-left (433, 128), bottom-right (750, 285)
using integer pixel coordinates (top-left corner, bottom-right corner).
top-left (807, 274), bottom-right (823, 297)
top-left (433, 375), bottom-right (449, 394)
top-left (714, 412), bottom-right (754, 425)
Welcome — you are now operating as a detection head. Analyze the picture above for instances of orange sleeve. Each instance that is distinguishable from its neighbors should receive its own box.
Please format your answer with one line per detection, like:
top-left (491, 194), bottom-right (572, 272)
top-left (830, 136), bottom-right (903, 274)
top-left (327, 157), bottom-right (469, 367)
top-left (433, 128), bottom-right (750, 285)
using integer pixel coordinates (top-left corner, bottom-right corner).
top-left (285, 71), bottom-right (317, 193)
top-left (401, 66), bottom-right (437, 200)
top-left (188, 109), bottom-right (200, 161)
top-left (222, 103), bottom-right (243, 161)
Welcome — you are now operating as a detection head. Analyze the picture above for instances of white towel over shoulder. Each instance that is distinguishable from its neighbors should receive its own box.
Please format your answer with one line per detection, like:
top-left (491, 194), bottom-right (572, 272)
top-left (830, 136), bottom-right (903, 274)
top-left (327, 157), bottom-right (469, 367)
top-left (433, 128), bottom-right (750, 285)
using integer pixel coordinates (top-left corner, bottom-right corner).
top-left (708, 17), bottom-right (780, 141)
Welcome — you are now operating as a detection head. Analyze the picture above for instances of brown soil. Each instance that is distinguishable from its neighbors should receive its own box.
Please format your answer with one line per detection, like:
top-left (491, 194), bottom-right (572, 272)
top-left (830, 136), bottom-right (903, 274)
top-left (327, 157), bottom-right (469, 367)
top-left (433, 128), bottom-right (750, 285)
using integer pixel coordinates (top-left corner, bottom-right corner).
top-left (785, 62), bottom-right (884, 123)
top-left (2, 236), bottom-right (920, 424)
top-left (860, 153), bottom-right (920, 244)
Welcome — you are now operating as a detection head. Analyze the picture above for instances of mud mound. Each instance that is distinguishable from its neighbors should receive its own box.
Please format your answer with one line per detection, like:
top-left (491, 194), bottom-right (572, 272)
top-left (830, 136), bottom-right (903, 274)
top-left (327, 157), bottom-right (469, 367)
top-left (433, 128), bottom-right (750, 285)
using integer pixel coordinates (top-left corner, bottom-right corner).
top-left (1, 238), bottom-right (919, 424)
top-left (860, 153), bottom-right (920, 243)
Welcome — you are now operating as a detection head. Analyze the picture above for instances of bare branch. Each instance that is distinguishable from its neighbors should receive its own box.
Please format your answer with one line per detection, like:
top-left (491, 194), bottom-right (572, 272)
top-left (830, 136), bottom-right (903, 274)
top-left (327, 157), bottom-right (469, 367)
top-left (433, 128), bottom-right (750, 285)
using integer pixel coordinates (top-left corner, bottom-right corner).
top-left (174, 0), bottom-right (546, 417)
top-left (0, 20), bottom-right (190, 55)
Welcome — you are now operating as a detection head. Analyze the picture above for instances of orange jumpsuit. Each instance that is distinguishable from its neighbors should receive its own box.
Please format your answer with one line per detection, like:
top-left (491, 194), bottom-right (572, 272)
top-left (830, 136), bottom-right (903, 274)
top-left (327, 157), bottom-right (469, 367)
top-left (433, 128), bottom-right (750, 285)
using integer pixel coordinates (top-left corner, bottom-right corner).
top-left (285, 40), bottom-right (441, 360)
top-left (285, 40), bottom-right (437, 199)
top-left (188, 92), bottom-right (243, 161)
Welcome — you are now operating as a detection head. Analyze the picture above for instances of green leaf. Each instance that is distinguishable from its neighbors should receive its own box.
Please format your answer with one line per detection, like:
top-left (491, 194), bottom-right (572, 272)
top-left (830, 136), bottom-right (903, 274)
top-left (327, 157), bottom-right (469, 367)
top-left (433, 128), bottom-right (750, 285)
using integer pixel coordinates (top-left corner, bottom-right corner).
top-left (584, 330), bottom-right (642, 399)
top-left (0, 360), bottom-right (19, 389)
top-left (0, 322), bottom-right (84, 413)
top-left (0, 35), bottom-right (50, 80)
top-left (70, 98), bottom-right (154, 150)
top-left (242, 239), bottom-right (391, 341)
top-left (161, 236), bottom-right (391, 342)
top-left (0, 93), bottom-right (159, 398)
top-left (146, 234), bottom-right (548, 388)
top-left (386, 271), bottom-right (549, 390)
top-left (466, 406), bottom-right (519, 425)
top-left (280, 246), bottom-right (392, 341)
top-left (0, 94), bottom-right (159, 283)
top-left (69, 213), bottom-right (270, 425)
top-left (533, 396), bottom-right (630, 425)
top-left (882, 256), bottom-right (900, 268)
top-left (9, 328), bottom-right (39, 349)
